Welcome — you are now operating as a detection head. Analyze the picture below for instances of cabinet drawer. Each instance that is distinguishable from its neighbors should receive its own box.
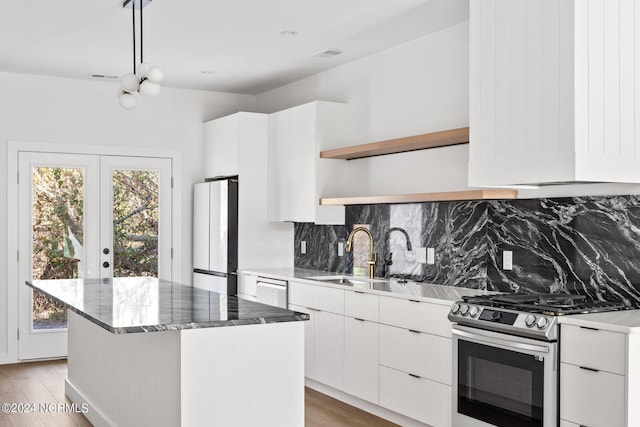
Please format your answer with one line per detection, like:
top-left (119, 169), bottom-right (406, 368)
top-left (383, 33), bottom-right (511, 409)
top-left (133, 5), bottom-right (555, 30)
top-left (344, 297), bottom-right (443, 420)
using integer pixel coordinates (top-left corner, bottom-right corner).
top-left (379, 366), bottom-right (451, 427)
top-left (238, 274), bottom-right (257, 297)
top-left (560, 362), bottom-right (625, 427)
top-left (379, 324), bottom-right (451, 385)
top-left (561, 324), bottom-right (626, 374)
top-left (345, 291), bottom-right (378, 322)
top-left (288, 282), bottom-right (344, 314)
top-left (379, 296), bottom-right (452, 337)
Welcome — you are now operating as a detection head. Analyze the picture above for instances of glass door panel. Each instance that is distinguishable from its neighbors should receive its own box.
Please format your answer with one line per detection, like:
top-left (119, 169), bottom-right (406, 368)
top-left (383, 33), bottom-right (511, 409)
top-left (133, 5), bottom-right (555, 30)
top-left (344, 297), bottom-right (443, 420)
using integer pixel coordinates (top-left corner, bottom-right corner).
top-left (112, 170), bottom-right (160, 277)
top-left (31, 167), bottom-right (85, 330)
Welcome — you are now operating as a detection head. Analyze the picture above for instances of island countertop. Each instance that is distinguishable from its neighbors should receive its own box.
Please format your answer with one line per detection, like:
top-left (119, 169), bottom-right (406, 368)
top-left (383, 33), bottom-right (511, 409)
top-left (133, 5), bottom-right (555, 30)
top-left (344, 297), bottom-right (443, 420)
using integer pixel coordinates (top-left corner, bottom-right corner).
top-left (26, 277), bottom-right (308, 334)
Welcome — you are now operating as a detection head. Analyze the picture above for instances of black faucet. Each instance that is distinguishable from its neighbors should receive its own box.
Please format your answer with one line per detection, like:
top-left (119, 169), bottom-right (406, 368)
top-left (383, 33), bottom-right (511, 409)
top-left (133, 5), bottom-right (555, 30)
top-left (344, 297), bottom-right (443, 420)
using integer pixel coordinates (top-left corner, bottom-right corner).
top-left (383, 227), bottom-right (413, 278)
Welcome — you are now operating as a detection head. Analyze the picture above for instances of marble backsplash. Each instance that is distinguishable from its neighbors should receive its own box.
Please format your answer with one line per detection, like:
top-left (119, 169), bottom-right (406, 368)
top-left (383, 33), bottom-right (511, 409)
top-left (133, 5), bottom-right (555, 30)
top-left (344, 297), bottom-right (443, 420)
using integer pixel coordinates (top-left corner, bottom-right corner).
top-left (294, 195), bottom-right (640, 306)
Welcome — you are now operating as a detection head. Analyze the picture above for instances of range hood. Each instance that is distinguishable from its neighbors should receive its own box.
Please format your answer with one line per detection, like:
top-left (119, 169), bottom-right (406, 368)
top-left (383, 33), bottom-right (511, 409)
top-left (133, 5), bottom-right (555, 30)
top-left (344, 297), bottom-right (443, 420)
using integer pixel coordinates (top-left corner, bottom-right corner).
top-left (468, 0), bottom-right (640, 187)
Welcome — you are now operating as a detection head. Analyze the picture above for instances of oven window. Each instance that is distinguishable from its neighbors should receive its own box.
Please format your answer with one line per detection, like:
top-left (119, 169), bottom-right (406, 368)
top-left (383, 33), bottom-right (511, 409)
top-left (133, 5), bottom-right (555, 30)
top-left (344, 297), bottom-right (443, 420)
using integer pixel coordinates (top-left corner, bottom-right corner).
top-left (458, 340), bottom-right (544, 427)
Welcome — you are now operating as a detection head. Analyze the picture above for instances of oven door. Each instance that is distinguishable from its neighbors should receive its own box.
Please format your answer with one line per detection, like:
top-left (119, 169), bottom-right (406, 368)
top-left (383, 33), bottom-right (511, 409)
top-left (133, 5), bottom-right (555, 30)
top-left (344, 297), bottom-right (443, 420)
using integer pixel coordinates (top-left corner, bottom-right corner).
top-left (452, 324), bottom-right (557, 427)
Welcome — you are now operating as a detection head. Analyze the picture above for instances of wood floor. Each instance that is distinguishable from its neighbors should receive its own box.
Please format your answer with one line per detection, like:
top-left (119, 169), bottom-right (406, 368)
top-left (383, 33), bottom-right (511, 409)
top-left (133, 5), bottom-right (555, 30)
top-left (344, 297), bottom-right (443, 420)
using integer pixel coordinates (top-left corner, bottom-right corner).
top-left (0, 360), bottom-right (397, 427)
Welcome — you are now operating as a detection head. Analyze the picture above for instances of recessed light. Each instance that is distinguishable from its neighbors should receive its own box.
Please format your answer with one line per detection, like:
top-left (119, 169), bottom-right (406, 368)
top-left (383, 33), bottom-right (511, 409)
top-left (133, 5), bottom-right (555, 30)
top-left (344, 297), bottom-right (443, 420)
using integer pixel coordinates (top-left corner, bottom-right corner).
top-left (312, 48), bottom-right (344, 58)
top-left (280, 30), bottom-right (298, 37)
top-left (201, 70), bottom-right (216, 75)
top-left (90, 73), bottom-right (120, 80)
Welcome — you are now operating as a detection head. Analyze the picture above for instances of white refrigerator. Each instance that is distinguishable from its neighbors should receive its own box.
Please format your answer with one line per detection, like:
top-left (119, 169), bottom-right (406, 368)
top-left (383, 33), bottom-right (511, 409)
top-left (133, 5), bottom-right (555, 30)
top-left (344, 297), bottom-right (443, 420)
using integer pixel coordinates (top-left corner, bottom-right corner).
top-left (192, 177), bottom-right (238, 295)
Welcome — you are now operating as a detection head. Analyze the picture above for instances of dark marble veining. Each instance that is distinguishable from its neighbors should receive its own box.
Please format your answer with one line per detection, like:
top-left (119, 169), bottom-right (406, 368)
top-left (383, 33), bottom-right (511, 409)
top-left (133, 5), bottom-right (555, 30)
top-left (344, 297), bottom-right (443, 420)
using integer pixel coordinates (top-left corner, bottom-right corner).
top-left (26, 277), bottom-right (308, 334)
top-left (295, 195), bottom-right (640, 307)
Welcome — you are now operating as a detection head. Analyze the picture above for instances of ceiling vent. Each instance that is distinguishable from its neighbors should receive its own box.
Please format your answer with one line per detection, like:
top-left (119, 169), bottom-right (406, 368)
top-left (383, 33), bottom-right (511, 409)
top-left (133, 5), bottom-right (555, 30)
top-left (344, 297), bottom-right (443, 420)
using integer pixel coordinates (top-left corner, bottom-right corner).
top-left (312, 48), bottom-right (344, 58)
top-left (90, 74), bottom-right (119, 80)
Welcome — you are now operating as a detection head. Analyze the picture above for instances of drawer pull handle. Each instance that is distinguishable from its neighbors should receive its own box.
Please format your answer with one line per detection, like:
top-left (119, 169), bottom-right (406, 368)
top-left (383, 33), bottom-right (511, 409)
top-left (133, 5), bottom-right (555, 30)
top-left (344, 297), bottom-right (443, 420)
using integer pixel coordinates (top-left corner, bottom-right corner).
top-left (579, 326), bottom-right (599, 331)
top-left (408, 329), bottom-right (421, 334)
top-left (306, 307), bottom-right (321, 312)
top-left (355, 318), bottom-right (365, 322)
top-left (355, 291), bottom-right (365, 294)
top-left (409, 299), bottom-right (420, 303)
top-left (408, 373), bottom-right (421, 379)
top-left (579, 366), bottom-right (600, 373)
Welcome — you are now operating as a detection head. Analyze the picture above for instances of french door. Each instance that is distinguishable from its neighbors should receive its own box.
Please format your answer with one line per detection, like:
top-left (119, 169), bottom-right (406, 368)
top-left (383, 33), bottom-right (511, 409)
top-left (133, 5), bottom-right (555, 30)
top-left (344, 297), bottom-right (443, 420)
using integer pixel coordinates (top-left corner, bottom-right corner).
top-left (17, 152), bottom-right (172, 360)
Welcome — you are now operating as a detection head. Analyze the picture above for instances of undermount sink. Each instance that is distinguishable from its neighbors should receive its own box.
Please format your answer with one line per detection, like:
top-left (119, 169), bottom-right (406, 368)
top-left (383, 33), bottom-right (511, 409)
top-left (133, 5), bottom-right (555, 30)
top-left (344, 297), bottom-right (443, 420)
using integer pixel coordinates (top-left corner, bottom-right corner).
top-left (305, 275), bottom-right (388, 288)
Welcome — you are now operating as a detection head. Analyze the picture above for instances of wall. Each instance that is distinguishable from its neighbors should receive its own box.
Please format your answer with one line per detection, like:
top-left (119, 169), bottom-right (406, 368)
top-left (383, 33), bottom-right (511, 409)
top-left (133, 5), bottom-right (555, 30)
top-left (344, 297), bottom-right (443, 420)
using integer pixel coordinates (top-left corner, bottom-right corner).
top-left (0, 71), bottom-right (254, 361)
top-left (295, 195), bottom-right (640, 307)
top-left (256, 22), bottom-right (472, 197)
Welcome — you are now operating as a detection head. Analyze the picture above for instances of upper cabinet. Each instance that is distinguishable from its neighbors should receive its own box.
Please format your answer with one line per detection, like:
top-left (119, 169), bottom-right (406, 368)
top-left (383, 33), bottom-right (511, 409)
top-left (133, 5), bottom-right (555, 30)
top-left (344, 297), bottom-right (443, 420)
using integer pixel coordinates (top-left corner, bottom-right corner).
top-left (469, 0), bottom-right (640, 186)
top-left (268, 101), bottom-right (348, 225)
top-left (202, 113), bottom-right (245, 178)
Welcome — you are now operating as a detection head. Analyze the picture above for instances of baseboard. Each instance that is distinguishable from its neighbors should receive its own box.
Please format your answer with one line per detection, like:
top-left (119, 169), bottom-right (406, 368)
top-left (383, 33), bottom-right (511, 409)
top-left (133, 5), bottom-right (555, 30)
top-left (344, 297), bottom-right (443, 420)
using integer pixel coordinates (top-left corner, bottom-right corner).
top-left (65, 379), bottom-right (116, 427)
top-left (305, 379), bottom-right (429, 427)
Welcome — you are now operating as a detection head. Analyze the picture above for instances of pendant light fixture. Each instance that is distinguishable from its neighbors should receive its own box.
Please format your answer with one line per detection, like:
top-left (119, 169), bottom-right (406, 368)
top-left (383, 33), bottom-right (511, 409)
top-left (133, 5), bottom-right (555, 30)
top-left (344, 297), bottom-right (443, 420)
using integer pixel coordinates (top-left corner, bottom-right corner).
top-left (118, 0), bottom-right (163, 110)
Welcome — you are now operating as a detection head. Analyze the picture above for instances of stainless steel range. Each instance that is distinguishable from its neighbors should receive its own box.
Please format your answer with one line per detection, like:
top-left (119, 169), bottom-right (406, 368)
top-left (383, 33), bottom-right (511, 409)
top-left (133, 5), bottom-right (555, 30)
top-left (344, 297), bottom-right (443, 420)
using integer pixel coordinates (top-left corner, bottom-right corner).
top-left (448, 293), bottom-right (628, 427)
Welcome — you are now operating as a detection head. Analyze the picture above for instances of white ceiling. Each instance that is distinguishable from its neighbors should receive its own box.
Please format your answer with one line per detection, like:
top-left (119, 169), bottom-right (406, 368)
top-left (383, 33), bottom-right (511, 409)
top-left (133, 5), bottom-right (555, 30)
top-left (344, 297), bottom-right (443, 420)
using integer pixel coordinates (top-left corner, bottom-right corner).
top-left (0, 0), bottom-right (468, 94)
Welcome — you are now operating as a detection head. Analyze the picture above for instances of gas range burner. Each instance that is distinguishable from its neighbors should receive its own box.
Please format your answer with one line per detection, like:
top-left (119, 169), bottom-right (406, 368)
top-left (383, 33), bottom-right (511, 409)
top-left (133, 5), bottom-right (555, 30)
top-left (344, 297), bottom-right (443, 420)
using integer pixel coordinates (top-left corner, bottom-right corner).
top-left (449, 292), bottom-right (630, 341)
top-left (462, 292), bottom-right (627, 316)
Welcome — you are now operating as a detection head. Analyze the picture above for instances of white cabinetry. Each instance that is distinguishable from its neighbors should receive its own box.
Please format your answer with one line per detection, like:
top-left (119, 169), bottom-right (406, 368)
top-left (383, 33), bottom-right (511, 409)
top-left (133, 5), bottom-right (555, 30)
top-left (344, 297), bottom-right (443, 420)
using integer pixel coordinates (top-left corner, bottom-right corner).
top-left (238, 273), bottom-right (257, 302)
top-left (378, 295), bottom-right (452, 427)
top-left (344, 292), bottom-right (379, 404)
top-left (560, 324), bottom-right (630, 427)
top-left (288, 281), bottom-right (345, 391)
top-left (267, 101), bottom-right (349, 225)
top-left (469, 0), bottom-right (640, 186)
top-left (201, 112), bottom-right (293, 270)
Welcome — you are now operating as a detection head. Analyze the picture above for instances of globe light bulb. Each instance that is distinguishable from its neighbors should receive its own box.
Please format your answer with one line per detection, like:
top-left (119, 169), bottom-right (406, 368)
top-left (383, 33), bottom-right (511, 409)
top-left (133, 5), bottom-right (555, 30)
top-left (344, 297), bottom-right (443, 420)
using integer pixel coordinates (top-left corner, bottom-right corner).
top-left (138, 62), bottom-right (152, 78)
top-left (120, 73), bottom-right (140, 92)
top-left (146, 67), bottom-right (164, 84)
top-left (139, 80), bottom-right (161, 97)
top-left (119, 92), bottom-right (137, 110)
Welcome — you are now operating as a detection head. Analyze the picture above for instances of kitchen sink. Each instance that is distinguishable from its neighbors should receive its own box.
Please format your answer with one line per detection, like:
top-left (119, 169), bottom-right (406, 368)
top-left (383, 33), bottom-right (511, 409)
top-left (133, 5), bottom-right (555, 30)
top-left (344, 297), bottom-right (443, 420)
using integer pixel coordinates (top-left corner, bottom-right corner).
top-left (305, 275), bottom-right (389, 289)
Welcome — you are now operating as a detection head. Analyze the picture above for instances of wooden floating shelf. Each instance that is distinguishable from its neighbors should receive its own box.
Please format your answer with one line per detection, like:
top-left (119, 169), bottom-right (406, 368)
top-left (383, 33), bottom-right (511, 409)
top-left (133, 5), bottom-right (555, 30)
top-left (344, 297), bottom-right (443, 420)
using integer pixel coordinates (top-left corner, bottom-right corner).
top-left (320, 127), bottom-right (470, 160)
top-left (319, 190), bottom-right (518, 206)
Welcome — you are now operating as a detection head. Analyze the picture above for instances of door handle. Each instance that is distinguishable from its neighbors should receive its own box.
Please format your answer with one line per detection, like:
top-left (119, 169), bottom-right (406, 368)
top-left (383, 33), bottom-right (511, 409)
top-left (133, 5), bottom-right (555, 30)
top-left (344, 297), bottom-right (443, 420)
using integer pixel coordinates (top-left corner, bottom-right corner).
top-left (103, 262), bottom-right (110, 268)
top-left (103, 248), bottom-right (110, 255)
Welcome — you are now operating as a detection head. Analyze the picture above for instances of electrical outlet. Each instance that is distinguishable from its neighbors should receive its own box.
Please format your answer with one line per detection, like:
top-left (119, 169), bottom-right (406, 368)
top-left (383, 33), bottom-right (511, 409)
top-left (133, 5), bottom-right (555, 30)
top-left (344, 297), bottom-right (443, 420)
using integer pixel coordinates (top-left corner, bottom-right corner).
top-left (415, 247), bottom-right (427, 264)
top-left (337, 242), bottom-right (344, 257)
top-left (503, 251), bottom-right (513, 270)
top-left (427, 248), bottom-right (435, 265)
top-left (301, 241), bottom-right (307, 255)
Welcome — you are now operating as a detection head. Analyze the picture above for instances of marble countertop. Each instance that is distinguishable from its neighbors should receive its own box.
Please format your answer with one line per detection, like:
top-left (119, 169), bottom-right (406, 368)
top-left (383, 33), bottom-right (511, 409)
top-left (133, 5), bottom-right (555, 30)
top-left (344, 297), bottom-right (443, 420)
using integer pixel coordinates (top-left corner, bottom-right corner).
top-left (26, 277), bottom-right (308, 334)
top-left (240, 267), bottom-right (494, 306)
top-left (558, 309), bottom-right (640, 334)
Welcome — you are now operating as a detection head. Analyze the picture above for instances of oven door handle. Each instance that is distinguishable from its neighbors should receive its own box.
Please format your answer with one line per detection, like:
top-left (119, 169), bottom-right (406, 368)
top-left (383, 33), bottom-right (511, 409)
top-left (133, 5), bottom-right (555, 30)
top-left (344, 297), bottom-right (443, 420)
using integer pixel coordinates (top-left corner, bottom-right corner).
top-left (452, 328), bottom-right (550, 354)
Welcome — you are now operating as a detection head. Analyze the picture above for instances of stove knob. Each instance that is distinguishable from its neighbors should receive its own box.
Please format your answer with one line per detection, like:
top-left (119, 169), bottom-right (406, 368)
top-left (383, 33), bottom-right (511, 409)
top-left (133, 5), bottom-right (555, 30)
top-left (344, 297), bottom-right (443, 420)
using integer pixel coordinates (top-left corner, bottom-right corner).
top-left (536, 316), bottom-right (548, 329)
top-left (460, 304), bottom-right (470, 316)
top-left (469, 306), bottom-right (480, 318)
top-left (451, 303), bottom-right (461, 315)
top-left (490, 311), bottom-right (502, 321)
top-left (525, 314), bottom-right (537, 327)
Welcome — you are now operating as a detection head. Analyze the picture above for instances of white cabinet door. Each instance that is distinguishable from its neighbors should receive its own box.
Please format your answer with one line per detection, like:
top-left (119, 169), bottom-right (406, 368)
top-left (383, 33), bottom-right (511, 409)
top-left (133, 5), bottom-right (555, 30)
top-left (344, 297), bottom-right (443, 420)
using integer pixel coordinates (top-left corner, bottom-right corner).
top-left (561, 325), bottom-right (626, 375)
top-left (560, 362), bottom-right (625, 427)
top-left (344, 317), bottom-right (378, 404)
top-left (238, 274), bottom-right (257, 297)
top-left (202, 115), bottom-right (239, 178)
top-left (379, 366), bottom-right (451, 427)
top-left (267, 110), bottom-right (290, 222)
top-left (266, 101), bottom-right (347, 225)
top-left (288, 281), bottom-right (344, 315)
top-left (345, 291), bottom-right (379, 322)
top-left (289, 102), bottom-right (316, 222)
top-left (289, 303), bottom-right (315, 380)
top-left (379, 324), bottom-right (452, 385)
top-left (315, 310), bottom-right (344, 390)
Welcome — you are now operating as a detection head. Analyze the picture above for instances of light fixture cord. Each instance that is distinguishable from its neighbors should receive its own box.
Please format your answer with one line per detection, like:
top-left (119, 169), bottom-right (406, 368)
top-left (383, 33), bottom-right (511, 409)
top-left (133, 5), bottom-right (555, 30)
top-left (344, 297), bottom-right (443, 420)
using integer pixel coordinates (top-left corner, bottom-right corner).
top-left (132, 0), bottom-right (136, 75)
top-left (140, 0), bottom-right (143, 64)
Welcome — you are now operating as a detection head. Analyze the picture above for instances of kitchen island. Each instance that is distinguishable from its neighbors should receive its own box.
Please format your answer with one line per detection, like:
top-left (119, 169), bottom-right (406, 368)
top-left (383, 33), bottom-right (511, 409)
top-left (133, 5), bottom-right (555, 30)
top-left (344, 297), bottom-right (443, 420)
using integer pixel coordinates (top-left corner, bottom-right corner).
top-left (26, 277), bottom-right (308, 427)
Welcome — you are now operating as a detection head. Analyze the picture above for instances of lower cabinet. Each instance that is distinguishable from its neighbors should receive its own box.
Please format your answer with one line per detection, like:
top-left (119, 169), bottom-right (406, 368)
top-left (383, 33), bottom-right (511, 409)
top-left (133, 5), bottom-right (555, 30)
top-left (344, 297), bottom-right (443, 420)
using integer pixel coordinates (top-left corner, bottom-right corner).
top-left (560, 362), bottom-right (625, 427)
top-left (288, 303), bottom-right (344, 391)
top-left (379, 365), bottom-right (451, 427)
top-left (344, 317), bottom-right (379, 404)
